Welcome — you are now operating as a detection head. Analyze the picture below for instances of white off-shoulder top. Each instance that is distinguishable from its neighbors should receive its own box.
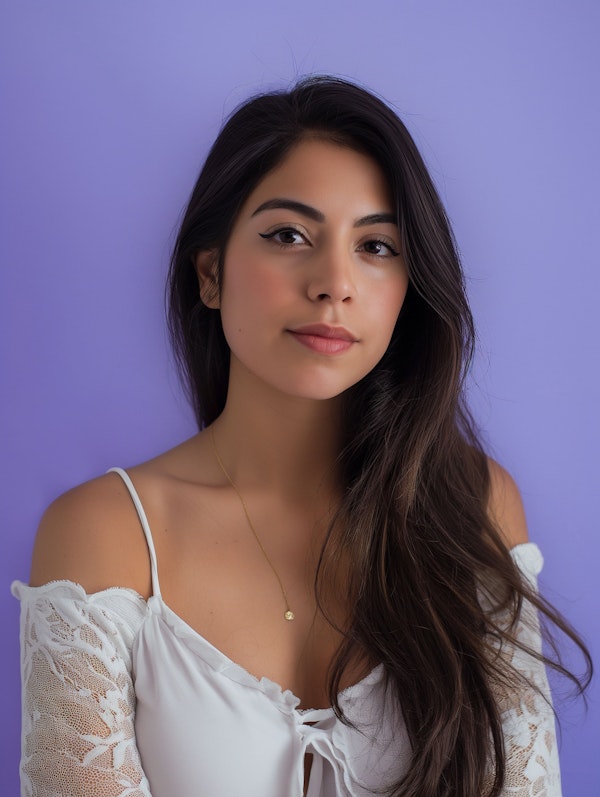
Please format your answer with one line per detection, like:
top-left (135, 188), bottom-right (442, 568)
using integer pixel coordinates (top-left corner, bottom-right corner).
top-left (12, 467), bottom-right (562, 796)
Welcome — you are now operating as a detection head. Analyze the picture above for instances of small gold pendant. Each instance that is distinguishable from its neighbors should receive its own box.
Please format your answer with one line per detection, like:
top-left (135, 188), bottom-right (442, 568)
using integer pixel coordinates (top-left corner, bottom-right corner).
top-left (284, 610), bottom-right (295, 621)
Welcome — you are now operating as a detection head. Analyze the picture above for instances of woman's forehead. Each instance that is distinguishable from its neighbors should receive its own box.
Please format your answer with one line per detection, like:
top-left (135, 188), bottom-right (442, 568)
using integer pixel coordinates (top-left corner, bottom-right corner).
top-left (239, 139), bottom-right (395, 221)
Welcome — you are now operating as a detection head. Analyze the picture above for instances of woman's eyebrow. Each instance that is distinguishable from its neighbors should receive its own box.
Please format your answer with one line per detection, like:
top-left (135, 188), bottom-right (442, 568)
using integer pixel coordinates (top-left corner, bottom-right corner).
top-left (251, 198), bottom-right (397, 227)
top-left (251, 198), bottom-right (324, 222)
top-left (354, 213), bottom-right (397, 227)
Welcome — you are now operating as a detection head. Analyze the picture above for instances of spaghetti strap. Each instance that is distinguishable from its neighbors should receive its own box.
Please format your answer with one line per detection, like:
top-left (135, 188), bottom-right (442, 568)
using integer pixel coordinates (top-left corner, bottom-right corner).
top-left (107, 467), bottom-right (162, 598)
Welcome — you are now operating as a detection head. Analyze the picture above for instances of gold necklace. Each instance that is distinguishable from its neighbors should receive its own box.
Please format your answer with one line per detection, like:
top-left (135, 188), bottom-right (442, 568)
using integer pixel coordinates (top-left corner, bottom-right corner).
top-left (210, 427), bottom-right (295, 622)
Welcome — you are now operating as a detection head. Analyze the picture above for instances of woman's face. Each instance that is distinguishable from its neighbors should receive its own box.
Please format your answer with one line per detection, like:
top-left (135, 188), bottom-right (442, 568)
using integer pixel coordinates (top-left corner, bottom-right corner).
top-left (197, 138), bottom-right (409, 402)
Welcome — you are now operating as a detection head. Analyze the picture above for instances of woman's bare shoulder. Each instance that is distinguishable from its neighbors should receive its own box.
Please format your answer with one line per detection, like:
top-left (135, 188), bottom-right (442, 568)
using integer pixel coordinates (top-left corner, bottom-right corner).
top-left (486, 457), bottom-right (530, 549)
top-left (29, 435), bottom-right (207, 596)
top-left (29, 471), bottom-right (152, 597)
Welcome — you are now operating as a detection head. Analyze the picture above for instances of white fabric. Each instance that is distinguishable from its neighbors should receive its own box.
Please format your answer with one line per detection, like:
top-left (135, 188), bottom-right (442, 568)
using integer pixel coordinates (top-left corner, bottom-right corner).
top-left (12, 467), bottom-right (562, 796)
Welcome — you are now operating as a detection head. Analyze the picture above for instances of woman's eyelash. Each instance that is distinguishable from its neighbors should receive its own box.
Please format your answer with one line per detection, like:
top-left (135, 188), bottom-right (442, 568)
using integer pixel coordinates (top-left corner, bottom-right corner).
top-left (258, 228), bottom-right (306, 246)
top-left (361, 239), bottom-right (400, 257)
top-left (259, 229), bottom-right (399, 257)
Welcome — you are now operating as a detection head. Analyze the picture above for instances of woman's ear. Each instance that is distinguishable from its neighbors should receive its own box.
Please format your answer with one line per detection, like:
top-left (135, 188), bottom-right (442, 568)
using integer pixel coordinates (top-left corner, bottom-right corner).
top-left (194, 250), bottom-right (220, 309)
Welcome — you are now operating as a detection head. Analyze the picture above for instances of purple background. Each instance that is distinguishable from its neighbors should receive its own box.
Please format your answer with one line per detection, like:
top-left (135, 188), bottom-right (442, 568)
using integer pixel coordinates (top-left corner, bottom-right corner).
top-left (2, 2), bottom-right (598, 793)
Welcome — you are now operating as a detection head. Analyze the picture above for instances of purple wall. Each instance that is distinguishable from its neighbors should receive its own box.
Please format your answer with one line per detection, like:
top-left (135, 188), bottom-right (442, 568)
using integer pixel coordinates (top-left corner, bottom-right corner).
top-left (2, 2), bottom-right (598, 793)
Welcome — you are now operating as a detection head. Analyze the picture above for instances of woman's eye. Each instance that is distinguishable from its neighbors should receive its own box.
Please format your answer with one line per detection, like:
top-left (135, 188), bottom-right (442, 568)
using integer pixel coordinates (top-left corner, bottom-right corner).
top-left (259, 228), bottom-right (307, 246)
top-left (360, 239), bottom-right (400, 257)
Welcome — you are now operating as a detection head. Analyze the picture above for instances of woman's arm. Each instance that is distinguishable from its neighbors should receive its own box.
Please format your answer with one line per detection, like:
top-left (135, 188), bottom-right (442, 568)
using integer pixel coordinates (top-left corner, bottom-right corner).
top-left (14, 582), bottom-right (153, 797)
top-left (15, 475), bottom-right (154, 796)
top-left (486, 460), bottom-right (562, 796)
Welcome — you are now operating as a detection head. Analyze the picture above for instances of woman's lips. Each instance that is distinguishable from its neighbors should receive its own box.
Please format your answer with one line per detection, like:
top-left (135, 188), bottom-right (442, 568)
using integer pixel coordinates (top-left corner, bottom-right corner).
top-left (288, 324), bottom-right (357, 354)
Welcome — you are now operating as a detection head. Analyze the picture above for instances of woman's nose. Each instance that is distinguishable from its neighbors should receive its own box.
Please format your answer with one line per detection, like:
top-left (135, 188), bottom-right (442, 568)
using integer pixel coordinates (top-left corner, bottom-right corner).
top-left (306, 246), bottom-right (356, 303)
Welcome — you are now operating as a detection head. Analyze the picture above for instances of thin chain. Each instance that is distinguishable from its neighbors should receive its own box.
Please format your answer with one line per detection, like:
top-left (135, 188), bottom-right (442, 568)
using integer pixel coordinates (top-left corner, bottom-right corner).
top-left (210, 427), bottom-right (295, 621)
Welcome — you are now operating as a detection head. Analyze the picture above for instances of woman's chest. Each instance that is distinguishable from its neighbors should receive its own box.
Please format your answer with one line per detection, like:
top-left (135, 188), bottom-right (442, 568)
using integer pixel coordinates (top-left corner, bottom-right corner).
top-left (151, 497), bottom-right (362, 708)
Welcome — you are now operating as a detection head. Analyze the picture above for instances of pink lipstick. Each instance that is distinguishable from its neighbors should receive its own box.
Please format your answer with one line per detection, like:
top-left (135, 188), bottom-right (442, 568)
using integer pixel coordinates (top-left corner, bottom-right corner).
top-left (288, 323), bottom-right (357, 355)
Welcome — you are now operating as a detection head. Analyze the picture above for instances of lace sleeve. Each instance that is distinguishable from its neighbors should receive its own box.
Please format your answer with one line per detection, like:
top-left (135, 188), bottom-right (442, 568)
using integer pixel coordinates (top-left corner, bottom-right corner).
top-left (493, 544), bottom-right (562, 797)
top-left (12, 580), bottom-right (153, 797)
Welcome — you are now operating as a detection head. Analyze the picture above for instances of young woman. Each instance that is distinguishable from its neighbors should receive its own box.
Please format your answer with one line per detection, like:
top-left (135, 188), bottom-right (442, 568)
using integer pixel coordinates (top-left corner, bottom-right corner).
top-left (12, 76), bottom-right (591, 797)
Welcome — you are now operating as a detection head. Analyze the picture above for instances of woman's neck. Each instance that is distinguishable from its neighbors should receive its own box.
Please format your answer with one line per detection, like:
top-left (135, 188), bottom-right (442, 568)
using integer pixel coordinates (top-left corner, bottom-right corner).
top-left (210, 367), bottom-right (343, 501)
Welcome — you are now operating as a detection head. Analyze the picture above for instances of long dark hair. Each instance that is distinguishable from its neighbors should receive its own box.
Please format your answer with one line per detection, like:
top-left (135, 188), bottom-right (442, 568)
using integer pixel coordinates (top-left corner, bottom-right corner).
top-left (168, 76), bottom-right (591, 796)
